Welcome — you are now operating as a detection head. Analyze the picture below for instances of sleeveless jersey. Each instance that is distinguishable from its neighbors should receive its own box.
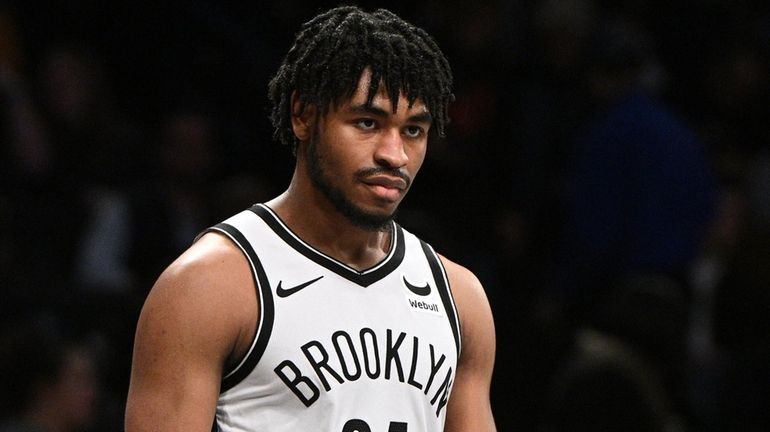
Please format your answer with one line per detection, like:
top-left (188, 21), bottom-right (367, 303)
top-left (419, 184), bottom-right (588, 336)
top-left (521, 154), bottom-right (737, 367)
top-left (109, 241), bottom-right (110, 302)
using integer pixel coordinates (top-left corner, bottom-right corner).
top-left (202, 204), bottom-right (462, 432)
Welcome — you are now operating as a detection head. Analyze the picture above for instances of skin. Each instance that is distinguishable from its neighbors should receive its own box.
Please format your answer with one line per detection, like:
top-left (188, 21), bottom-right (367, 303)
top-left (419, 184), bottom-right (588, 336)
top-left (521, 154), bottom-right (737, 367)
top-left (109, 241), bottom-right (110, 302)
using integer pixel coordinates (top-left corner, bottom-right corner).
top-left (125, 69), bottom-right (496, 431)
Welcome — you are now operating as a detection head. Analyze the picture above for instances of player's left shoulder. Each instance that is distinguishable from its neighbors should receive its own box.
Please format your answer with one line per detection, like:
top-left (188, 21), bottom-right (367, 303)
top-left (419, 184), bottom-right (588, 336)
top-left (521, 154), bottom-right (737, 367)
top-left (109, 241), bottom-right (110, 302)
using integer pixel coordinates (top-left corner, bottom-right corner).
top-left (437, 254), bottom-right (487, 306)
top-left (436, 254), bottom-right (494, 339)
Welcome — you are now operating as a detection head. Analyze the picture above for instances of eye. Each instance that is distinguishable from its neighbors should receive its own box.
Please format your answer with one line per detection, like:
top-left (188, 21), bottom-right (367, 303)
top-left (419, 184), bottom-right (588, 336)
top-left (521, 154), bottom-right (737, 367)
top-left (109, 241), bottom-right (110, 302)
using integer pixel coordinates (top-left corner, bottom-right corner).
top-left (355, 119), bottom-right (377, 130)
top-left (403, 125), bottom-right (425, 138)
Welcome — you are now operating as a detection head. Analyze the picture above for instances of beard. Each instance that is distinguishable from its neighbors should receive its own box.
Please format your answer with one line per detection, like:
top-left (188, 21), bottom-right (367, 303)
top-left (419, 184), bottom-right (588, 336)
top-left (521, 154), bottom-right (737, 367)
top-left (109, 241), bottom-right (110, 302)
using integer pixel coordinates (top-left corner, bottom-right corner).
top-left (305, 130), bottom-right (404, 232)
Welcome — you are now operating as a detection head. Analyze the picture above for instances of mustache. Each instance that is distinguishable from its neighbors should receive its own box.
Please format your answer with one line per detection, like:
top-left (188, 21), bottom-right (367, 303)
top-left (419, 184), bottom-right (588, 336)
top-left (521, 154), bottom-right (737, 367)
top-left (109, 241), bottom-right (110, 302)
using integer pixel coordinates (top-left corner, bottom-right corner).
top-left (356, 167), bottom-right (411, 189)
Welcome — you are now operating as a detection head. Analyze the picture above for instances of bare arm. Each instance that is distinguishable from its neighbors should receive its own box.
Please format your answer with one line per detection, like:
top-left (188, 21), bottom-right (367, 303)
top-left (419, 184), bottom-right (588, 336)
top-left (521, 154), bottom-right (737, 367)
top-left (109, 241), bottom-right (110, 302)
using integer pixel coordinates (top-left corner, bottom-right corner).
top-left (441, 256), bottom-right (497, 432)
top-left (125, 233), bottom-right (257, 432)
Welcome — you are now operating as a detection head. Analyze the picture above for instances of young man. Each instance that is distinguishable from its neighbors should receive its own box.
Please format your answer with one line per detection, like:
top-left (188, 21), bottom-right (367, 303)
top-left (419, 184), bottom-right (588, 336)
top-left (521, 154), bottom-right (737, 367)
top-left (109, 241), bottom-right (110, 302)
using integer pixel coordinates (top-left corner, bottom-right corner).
top-left (125, 6), bottom-right (496, 431)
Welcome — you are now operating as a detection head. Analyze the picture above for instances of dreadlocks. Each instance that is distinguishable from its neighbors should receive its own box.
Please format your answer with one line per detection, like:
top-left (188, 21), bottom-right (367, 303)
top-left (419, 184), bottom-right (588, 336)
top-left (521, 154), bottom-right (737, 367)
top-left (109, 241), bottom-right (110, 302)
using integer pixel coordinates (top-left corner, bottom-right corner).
top-left (268, 6), bottom-right (454, 152)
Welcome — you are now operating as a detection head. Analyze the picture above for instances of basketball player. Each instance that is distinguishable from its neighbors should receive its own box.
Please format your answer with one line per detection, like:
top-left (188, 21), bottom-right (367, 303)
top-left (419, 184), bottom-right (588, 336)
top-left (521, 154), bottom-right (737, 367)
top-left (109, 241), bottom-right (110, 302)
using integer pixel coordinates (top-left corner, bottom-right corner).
top-left (125, 6), bottom-right (496, 431)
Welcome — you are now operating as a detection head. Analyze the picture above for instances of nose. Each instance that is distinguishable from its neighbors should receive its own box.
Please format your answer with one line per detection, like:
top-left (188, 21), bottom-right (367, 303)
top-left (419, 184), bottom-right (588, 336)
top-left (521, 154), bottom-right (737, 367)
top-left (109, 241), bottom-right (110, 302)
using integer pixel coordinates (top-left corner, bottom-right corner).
top-left (374, 128), bottom-right (408, 169)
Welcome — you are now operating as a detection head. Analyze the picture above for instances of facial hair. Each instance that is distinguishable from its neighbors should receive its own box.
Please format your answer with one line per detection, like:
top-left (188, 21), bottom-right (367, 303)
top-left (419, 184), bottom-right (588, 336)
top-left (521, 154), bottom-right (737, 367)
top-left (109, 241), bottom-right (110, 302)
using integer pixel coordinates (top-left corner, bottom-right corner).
top-left (305, 129), bottom-right (406, 232)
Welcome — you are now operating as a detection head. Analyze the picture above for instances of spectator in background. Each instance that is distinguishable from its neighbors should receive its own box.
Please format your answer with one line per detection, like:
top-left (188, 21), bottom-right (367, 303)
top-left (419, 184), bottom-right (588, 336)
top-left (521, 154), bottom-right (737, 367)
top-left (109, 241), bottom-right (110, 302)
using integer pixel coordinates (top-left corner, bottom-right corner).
top-left (552, 14), bottom-right (715, 426)
top-left (490, 1), bottom-right (598, 428)
top-left (705, 29), bottom-right (770, 430)
top-left (543, 327), bottom-right (677, 432)
top-left (35, 42), bottom-right (142, 187)
top-left (0, 5), bottom-right (51, 184)
top-left (125, 109), bottom-right (220, 290)
top-left (3, 40), bottom-right (144, 316)
top-left (0, 313), bottom-right (100, 432)
top-left (72, 109), bottom-right (223, 420)
top-left (0, 5), bottom-right (57, 317)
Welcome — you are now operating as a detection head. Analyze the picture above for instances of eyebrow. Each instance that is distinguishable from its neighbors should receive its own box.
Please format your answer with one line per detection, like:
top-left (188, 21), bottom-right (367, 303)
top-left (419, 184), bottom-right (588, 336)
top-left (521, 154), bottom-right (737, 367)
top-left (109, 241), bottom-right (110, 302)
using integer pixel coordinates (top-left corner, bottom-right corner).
top-left (346, 103), bottom-right (433, 124)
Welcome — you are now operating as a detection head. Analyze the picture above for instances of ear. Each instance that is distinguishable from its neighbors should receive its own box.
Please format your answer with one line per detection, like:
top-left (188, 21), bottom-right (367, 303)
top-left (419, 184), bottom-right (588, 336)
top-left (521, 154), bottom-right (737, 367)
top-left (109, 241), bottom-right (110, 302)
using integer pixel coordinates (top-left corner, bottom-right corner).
top-left (290, 91), bottom-right (317, 142)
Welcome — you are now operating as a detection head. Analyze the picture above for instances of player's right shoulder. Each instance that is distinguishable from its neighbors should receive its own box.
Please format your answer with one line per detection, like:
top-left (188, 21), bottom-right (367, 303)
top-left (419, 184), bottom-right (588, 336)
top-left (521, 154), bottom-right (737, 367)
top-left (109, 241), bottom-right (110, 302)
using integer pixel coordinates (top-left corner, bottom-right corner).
top-left (153, 231), bottom-right (252, 297)
top-left (128, 231), bottom-right (256, 430)
top-left (166, 231), bottom-right (245, 277)
top-left (139, 231), bottom-right (257, 353)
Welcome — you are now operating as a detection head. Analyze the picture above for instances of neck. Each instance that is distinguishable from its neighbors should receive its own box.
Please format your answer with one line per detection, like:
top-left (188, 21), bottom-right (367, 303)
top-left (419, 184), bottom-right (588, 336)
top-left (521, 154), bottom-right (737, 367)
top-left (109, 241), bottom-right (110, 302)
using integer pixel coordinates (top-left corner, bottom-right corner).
top-left (266, 173), bottom-right (392, 271)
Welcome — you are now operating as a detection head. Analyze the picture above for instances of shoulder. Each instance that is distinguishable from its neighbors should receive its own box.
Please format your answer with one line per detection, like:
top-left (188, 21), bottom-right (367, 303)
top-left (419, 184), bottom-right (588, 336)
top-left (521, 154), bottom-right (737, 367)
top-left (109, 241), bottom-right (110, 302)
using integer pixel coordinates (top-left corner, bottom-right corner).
top-left (138, 231), bottom-right (257, 364)
top-left (164, 231), bottom-right (248, 278)
top-left (127, 231), bottom-right (257, 430)
top-left (149, 232), bottom-right (253, 310)
top-left (437, 254), bottom-right (489, 317)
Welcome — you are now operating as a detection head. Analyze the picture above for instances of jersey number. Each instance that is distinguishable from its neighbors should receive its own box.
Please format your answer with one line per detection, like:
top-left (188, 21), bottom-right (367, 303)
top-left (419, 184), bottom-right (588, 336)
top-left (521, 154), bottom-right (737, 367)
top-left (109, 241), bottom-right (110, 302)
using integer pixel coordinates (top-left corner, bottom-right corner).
top-left (342, 419), bottom-right (407, 432)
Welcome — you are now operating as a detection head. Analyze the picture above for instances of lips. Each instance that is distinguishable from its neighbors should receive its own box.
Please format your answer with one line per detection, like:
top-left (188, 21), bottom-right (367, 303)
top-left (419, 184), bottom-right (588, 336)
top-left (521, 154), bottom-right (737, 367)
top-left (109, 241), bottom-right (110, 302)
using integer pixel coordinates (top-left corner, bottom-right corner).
top-left (361, 175), bottom-right (408, 191)
top-left (360, 174), bottom-right (408, 202)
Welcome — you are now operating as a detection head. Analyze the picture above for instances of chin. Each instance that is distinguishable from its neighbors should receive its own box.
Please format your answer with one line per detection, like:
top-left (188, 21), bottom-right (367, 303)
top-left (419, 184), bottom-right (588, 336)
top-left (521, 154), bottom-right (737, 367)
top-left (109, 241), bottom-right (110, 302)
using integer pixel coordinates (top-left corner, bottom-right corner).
top-left (345, 204), bottom-right (397, 231)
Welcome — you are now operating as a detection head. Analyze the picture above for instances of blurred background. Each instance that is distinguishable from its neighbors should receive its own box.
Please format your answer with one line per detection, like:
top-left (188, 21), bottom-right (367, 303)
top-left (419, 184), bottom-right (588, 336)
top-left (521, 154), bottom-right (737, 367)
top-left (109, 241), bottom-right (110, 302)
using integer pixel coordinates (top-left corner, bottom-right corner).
top-left (1, 0), bottom-right (769, 430)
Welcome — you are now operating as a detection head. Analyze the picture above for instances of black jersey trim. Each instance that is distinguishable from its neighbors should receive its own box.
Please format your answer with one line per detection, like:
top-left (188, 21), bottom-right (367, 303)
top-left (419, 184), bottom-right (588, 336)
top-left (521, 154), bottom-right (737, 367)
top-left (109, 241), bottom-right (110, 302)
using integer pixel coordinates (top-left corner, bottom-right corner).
top-left (204, 223), bottom-right (275, 393)
top-left (249, 204), bottom-right (405, 287)
top-left (420, 241), bottom-right (462, 356)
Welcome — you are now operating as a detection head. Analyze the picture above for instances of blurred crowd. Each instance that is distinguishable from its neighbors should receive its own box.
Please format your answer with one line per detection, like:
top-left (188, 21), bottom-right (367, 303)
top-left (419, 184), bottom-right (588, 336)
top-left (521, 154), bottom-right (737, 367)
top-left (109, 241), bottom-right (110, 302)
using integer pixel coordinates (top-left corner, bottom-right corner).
top-left (1, 0), bottom-right (769, 431)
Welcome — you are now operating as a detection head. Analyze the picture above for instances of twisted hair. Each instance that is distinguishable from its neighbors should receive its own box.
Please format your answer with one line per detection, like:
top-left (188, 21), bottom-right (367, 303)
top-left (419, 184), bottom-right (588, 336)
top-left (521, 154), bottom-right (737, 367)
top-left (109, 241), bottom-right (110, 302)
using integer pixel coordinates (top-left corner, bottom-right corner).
top-left (268, 6), bottom-right (454, 152)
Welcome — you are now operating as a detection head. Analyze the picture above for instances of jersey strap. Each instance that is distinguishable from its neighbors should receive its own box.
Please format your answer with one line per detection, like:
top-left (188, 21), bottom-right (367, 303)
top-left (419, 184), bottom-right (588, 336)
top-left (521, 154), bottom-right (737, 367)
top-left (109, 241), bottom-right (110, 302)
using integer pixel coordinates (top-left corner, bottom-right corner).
top-left (204, 222), bottom-right (276, 392)
top-left (420, 240), bottom-right (462, 357)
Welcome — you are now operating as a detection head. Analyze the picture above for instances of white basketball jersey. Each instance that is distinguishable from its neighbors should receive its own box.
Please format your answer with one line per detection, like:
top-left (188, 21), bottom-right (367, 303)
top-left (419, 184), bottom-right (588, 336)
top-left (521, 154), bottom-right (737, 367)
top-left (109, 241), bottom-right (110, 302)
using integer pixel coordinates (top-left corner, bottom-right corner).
top-left (202, 204), bottom-right (462, 432)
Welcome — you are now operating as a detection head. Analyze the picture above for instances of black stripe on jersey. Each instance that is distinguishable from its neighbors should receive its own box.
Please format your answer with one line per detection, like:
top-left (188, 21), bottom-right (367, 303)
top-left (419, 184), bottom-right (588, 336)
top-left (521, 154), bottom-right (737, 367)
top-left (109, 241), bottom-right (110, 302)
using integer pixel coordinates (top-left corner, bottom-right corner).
top-left (420, 241), bottom-right (462, 356)
top-left (250, 204), bottom-right (405, 287)
top-left (205, 222), bottom-right (275, 393)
